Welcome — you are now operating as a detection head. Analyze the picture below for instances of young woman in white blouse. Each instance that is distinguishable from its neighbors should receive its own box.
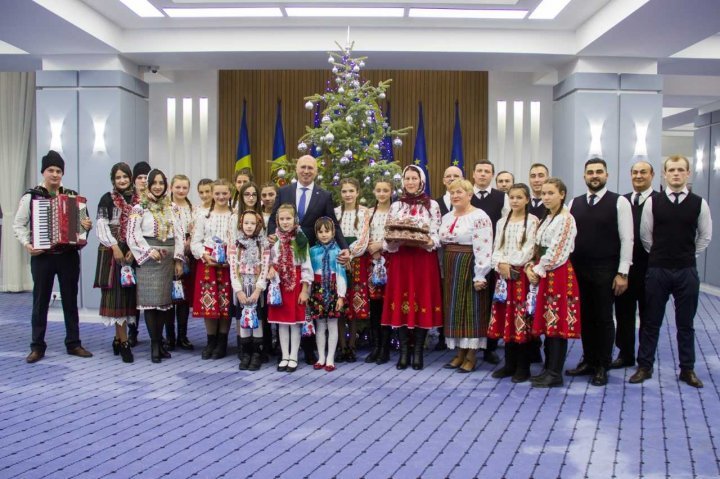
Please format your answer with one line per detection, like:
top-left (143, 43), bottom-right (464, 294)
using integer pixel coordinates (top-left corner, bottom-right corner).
top-left (191, 179), bottom-right (234, 360)
top-left (525, 178), bottom-right (581, 388)
top-left (169, 174), bottom-right (195, 351)
top-left (488, 183), bottom-right (539, 382)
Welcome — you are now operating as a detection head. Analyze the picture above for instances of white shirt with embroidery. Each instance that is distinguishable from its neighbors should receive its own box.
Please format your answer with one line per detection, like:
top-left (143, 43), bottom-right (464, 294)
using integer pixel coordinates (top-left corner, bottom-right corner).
top-left (492, 214), bottom-right (539, 269)
top-left (334, 205), bottom-right (368, 257)
top-left (191, 210), bottom-right (234, 260)
top-left (532, 208), bottom-right (577, 278)
top-left (126, 202), bottom-right (185, 265)
top-left (383, 199), bottom-right (442, 253)
top-left (439, 208), bottom-right (493, 282)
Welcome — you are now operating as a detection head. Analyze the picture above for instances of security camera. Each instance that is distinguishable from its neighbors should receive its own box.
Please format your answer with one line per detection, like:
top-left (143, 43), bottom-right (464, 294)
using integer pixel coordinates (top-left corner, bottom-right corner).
top-left (142, 65), bottom-right (160, 74)
top-left (151, 66), bottom-right (159, 74)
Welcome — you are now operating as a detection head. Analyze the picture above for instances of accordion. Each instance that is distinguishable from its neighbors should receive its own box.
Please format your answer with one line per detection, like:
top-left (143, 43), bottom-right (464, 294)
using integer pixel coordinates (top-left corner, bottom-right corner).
top-left (32, 194), bottom-right (89, 251)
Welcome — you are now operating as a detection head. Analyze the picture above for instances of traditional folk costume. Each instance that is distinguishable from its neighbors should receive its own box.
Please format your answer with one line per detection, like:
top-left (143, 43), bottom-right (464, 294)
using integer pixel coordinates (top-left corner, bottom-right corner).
top-left (528, 207), bottom-right (581, 387)
top-left (308, 240), bottom-right (347, 370)
top-left (95, 186), bottom-right (139, 362)
top-left (382, 165), bottom-right (443, 370)
top-left (268, 226), bottom-right (313, 372)
top-left (126, 181), bottom-right (185, 363)
top-left (169, 201), bottom-right (195, 350)
top-left (191, 208), bottom-right (234, 359)
top-left (487, 214), bottom-right (539, 382)
top-left (229, 227), bottom-right (270, 370)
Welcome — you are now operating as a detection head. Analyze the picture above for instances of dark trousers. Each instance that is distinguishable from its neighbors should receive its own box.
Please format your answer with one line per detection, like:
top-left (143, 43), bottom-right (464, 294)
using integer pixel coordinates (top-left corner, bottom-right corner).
top-left (575, 265), bottom-right (616, 368)
top-left (638, 267), bottom-right (699, 371)
top-left (614, 265), bottom-right (648, 362)
top-left (30, 250), bottom-right (82, 352)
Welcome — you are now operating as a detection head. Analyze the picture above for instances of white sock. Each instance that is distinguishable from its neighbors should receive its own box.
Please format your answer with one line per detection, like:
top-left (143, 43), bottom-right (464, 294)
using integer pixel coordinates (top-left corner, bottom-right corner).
top-left (279, 325), bottom-right (290, 363)
top-left (289, 324), bottom-right (301, 362)
top-left (316, 319), bottom-right (328, 365)
top-left (327, 318), bottom-right (339, 366)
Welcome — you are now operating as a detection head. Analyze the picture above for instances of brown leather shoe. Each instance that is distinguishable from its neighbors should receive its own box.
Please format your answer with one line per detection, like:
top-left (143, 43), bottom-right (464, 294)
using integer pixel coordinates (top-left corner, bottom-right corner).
top-left (679, 369), bottom-right (704, 388)
top-left (565, 361), bottom-right (595, 377)
top-left (26, 351), bottom-right (45, 363)
top-left (67, 346), bottom-right (93, 358)
top-left (628, 367), bottom-right (652, 384)
top-left (610, 357), bottom-right (635, 369)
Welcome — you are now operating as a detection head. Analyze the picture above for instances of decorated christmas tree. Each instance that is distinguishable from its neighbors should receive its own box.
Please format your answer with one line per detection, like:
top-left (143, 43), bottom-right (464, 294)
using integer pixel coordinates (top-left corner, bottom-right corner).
top-left (272, 41), bottom-right (411, 204)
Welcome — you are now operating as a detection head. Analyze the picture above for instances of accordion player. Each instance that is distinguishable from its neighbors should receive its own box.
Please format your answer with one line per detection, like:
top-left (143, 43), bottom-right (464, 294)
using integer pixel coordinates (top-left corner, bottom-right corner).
top-left (32, 193), bottom-right (89, 251)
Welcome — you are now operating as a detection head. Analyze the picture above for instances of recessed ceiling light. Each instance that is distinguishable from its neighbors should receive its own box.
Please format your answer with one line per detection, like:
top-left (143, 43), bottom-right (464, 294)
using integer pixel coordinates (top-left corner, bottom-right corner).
top-left (164, 8), bottom-right (283, 18)
top-left (118, 0), bottom-right (163, 18)
top-left (528, 0), bottom-right (573, 20)
top-left (285, 8), bottom-right (405, 18)
top-left (408, 9), bottom-right (528, 19)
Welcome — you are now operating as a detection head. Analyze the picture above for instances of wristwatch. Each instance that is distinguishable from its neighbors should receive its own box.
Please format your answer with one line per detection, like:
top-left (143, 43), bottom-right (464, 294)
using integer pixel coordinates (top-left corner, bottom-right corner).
top-left (617, 273), bottom-right (628, 279)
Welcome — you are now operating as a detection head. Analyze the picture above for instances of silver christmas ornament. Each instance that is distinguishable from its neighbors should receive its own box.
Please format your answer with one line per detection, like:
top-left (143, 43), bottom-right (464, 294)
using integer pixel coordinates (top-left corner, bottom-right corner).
top-left (317, 174), bottom-right (323, 180)
top-left (324, 133), bottom-right (335, 144)
top-left (291, 178), bottom-right (298, 184)
top-left (393, 137), bottom-right (403, 148)
top-left (328, 56), bottom-right (334, 64)
top-left (277, 169), bottom-right (287, 178)
top-left (332, 66), bottom-right (338, 74)
top-left (338, 87), bottom-right (345, 94)
top-left (346, 115), bottom-right (353, 123)
top-left (379, 92), bottom-right (386, 99)
top-left (353, 65), bottom-right (360, 73)
top-left (340, 156), bottom-right (350, 165)
top-left (304, 100), bottom-right (314, 110)
top-left (364, 176), bottom-right (371, 184)
top-left (384, 170), bottom-right (391, 176)
top-left (344, 149), bottom-right (353, 157)
top-left (393, 173), bottom-right (402, 181)
top-left (322, 115), bottom-right (331, 123)
top-left (297, 142), bottom-right (308, 152)
top-left (359, 61), bottom-right (365, 67)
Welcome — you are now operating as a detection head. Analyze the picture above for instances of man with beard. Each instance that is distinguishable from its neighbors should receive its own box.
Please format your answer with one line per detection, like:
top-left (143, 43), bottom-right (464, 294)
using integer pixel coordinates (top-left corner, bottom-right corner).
top-left (494, 171), bottom-right (514, 194)
top-left (528, 163), bottom-right (549, 221)
top-left (612, 160), bottom-right (657, 369)
top-left (566, 158), bottom-right (633, 386)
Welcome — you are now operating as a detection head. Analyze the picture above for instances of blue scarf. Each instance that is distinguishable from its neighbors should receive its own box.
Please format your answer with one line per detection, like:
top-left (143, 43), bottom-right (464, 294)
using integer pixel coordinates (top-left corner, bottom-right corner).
top-left (320, 240), bottom-right (337, 307)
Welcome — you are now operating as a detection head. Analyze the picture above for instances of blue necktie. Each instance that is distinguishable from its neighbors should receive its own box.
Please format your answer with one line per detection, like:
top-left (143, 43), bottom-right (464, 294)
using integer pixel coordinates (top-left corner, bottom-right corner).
top-left (298, 187), bottom-right (308, 221)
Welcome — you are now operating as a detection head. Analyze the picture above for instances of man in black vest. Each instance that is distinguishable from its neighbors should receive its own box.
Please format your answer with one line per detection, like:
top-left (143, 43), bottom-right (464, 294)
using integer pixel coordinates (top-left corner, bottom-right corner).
top-left (612, 160), bottom-right (657, 369)
top-left (566, 158), bottom-right (633, 386)
top-left (13, 151), bottom-right (94, 363)
top-left (470, 160), bottom-right (509, 364)
top-left (630, 156), bottom-right (712, 388)
top-left (528, 163), bottom-right (549, 221)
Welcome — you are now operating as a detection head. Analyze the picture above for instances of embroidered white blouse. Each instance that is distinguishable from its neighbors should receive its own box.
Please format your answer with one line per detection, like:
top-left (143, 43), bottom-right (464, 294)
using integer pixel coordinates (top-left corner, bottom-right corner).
top-left (191, 210), bottom-right (234, 260)
top-left (228, 238), bottom-right (271, 293)
top-left (532, 208), bottom-right (577, 278)
top-left (383, 199), bottom-right (442, 253)
top-left (492, 214), bottom-right (539, 269)
top-left (126, 203), bottom-right (185, 265)
top-left (334, 205), bottom-right (368, 257)
top-left (439, 208), bottom-right (493, 282)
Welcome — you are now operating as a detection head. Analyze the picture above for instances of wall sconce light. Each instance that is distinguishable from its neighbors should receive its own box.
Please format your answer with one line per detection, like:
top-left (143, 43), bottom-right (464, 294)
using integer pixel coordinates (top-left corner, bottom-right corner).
top-left (93, 117), bottom-right (107, 154)
top-left (633, 122), bottom-right (648, 157)
top-left (50, 119), bottom-right (64, 152)
top-left (714, 145), bottom-right (720, 172)
top-left (695, 147), bottom-right (704, 173)
top-left (589, 120), bottom-right (604, 157)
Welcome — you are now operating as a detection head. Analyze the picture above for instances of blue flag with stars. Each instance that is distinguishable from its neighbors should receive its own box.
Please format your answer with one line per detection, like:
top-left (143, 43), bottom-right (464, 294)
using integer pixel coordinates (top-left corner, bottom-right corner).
top-left (413, 102), bottom-right (430, 195)
top-left (451, 100), bottom-right (464, 170)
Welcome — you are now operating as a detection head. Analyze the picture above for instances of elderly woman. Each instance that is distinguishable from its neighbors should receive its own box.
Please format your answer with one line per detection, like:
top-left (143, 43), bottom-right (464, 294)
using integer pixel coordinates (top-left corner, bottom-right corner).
top-left (439, 179), bottom-right (494, 373)
top-left (382, 165), bottom-right (443, 370)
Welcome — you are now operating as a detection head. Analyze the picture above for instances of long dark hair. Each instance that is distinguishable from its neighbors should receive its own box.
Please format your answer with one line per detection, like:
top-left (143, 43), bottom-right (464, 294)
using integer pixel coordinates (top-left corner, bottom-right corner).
top-left (538, 177), bottom-right (567, 228)
top-left (368, 179), bottom-right (393, 227)
top-left (499, 183), bottom-right (531, 250)
top-left (339, 178), bottom-right (361, 231)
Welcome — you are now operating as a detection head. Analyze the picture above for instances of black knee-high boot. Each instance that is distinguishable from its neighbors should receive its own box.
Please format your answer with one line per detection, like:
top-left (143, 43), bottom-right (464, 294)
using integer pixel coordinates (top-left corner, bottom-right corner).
top-left (128, 312), bottom-right (140, 347)
top-left (249, 337), bottom-right (263, 371)
top-left (412, 328), bottom-right (428, 370)
top-left (261, 314), bottom-right (272, 363)
top-left (396, 327), bottom-right (410, 370)
top-left (532, 337), bottom-right (565, 388)
top-left (301, 336), bottom-right (316, 365)
top-left (176, 302), bottom-right (193, 350)
top-left (238, 337), bottom-right (252, 370)
top-left (165, 308), bottom-right (177, 351)
top-left (146, 311), bottom-right (161, 363)
top-left (377, 326), bottom-right (391, 365)
top-left (365, 303), bottom-right (382, 363)
top-left (157, 310), bottom-right (171, 359)
top-left (492, 343), bottom-right (518, 379)
top-left (513, 343), bottom-right (531, 383)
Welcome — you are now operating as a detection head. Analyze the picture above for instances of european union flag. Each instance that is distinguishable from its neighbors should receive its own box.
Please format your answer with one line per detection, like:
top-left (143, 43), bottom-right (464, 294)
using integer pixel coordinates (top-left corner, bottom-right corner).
top-left (235, 99), bottom-right (251, 171)
top-left (451, 100), bottom-right (464, 170)
top-left (413, 102), bottom-right (430, 195)
top-left (273, 100), bottom-right (286, 163)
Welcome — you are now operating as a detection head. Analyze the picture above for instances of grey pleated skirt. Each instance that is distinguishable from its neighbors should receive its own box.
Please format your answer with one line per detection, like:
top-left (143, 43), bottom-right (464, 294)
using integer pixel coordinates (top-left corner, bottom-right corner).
top-left (136, 237), bottom-right (175, 310)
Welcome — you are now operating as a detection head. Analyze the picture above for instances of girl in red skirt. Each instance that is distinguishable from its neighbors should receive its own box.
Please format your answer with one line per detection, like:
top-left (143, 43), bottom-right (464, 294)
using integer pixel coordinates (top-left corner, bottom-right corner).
top-left (525, 178), bottom-right (581, 388)
top-left (382, 165), bottom-right (443, 371)
top-left (268, 203), bottom-right (312, 373)
top-left (191, 179), bottom-right (234, 360)
top-left (488, 183), bottom-right (539, 382)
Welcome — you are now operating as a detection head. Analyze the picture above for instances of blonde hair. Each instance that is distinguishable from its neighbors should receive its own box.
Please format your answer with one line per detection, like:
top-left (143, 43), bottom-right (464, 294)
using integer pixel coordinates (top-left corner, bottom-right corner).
top-left (205, 178), bottom-right (232, 218)
top-left (448, 178), bottom-right (474, 194)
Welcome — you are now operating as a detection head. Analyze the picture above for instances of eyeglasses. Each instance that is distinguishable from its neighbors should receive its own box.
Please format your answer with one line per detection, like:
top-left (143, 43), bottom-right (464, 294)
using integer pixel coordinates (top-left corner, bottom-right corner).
top-left (243, 192), bottom-right (257, 197)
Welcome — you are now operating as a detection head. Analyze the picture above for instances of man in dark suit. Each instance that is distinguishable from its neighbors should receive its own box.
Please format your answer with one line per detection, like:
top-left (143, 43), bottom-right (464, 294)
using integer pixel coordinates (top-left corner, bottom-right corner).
top-left (612, 160), bottom-right (657, 369)
top-left (267, 155), bottom-right (349, 364)
top-left (528, 163), bottom-right (549, 221)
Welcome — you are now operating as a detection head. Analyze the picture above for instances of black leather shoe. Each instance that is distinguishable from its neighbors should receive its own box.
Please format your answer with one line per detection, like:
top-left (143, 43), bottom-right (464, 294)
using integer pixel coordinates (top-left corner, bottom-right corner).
top-left (483, 350), bottom-right (500, 365)
top-left (629, 367), bottom-right (652, 384)
top-left (565, 362), bottom-right (595, 376)
top-left (590, 367), bottom-right (608, 386)
top-left (679, 369), bottom-right (704, 388)
top-left (67, 346), bottom-right (93, 358)
top-left (177, 337), bottom-right (194, 350)
top-left (610, 357), bottom-right (634, 369)
top-left (531, 371), bottom-right (563, 388)
top-left (26, 350), bottom-right (45, 363)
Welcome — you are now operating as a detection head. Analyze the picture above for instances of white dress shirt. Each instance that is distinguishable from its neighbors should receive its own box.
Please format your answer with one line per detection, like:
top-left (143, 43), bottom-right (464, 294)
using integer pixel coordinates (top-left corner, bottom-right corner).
top-left (639, 187), bottom-right (713, 255)
top-left (567, 186), bottom-right (634, 274)
top-left (629, 187), bottom-right (654, 206)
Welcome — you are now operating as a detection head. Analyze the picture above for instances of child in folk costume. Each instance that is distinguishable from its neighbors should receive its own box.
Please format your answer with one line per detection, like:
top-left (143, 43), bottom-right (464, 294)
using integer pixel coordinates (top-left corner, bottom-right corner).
top-left (259, 181), bottom-right (280, 357)
top-left (308, 217), bottom-right (347, 372)
top-left (195, 178), bottom-right (214, 217)
top-left (231, 168), bottom-right (253, 212)
top-left (95, 162), bottom-right (139, 363)
top-left (525, 178), bottom-right (581, 388)
top-left (191, 179), bottom-right (234, 360)
top-left (488, 183), bottom-right (539, 382)
top-left (354, 179), bottom-right (393, 364)
top-left (268, 203), bottom-right (313, 373)
top-left (334, 178), bottom-right (368, 362)
top-left (168, 174), bottom-right (195, 351)
top-left (229, 210), bottom-right (270, 371)
top-left (126, 169), bottom-right (185, 363)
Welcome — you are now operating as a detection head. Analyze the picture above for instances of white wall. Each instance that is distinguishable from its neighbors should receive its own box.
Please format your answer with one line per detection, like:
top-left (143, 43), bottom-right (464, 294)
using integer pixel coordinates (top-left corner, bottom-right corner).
top-left (488, 71), bottom-right (554, 182)
top-left (149, 70), bottom-right (218, 204)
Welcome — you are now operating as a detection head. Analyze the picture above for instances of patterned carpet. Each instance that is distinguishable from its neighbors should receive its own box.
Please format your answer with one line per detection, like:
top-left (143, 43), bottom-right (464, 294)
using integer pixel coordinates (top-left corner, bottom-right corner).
top-left (0, 291), bottom-right (718, 478)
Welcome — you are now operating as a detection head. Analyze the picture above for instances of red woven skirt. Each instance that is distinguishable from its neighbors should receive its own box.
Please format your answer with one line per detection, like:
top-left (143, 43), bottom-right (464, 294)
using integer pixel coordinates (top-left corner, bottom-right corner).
top-left (348, 254), bottom-right (370, 319)
top-left (192, 248), bottom-right (232, 319)
top-left (268, 266), bottom-right (307, 325)
top-left (381, 246), bottom-right (442, 329)
top-left (531, 261), bottom-right (581, 339)
top-left (488, 271), bottom-right (532, 343)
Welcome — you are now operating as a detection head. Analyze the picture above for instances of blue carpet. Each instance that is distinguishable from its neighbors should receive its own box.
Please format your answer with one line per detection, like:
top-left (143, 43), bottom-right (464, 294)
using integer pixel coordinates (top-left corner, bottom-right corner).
top-left (0, 291), bottom-right (719, 478)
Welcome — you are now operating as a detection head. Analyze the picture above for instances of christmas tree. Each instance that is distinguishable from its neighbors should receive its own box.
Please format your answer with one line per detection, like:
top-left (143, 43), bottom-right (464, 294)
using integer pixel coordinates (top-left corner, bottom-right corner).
top-left (272, 41), bottom-right (410, 204)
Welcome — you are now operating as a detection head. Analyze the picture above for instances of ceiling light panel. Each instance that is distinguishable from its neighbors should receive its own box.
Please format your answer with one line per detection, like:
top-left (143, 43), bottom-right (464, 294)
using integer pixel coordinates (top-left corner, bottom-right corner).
top-left (164, 7), bottom-right (284, 17)
top-left (408, 9), bottom-right (527, 19)
top-left (118, 0), bottom-right (164, 17)
top-left (285, 8), bottom-right (405, 17)
top-left (528, 0), bottom-right (573, 20)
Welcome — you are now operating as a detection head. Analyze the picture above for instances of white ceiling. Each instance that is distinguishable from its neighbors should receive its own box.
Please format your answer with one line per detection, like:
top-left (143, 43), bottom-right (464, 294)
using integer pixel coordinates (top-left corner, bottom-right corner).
top-left (1, 0), bottom-right (719, 111)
